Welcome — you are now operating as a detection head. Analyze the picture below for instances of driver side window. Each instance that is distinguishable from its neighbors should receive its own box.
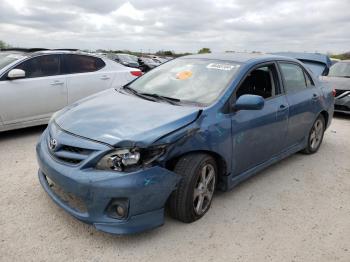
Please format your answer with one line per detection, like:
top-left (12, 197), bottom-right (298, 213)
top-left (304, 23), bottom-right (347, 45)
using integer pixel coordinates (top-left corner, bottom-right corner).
top-left (236, 64), bottom-right (280, 99)
top-left (15, 55), bottom-right (60, 78)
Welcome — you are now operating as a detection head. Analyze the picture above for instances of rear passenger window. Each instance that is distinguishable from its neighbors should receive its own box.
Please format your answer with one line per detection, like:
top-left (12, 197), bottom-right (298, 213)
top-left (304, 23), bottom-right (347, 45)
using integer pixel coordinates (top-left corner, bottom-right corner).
top-left (64, 55), bottom-right (105, 74)
top-left (15, 55), bottom-right (60, 78)
top-left (279, 63), bottom-right (307, 93)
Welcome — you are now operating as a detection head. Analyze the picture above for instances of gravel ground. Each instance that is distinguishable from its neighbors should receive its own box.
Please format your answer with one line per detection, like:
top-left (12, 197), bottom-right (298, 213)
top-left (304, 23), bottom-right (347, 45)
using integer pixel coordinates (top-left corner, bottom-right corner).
top-left (0, 114), bottom-right (349, 262)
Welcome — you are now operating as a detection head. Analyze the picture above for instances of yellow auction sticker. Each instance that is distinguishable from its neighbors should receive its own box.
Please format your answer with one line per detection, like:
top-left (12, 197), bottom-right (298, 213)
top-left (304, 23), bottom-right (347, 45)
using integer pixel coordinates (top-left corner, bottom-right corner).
top-left (176, 70), bottom-right (193, 80)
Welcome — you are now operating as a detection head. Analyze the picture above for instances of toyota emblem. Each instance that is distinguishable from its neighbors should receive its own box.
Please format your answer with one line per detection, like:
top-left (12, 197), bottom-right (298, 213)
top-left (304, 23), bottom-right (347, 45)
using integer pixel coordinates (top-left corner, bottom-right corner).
top-left (49, 138), bottom-right (58, 151)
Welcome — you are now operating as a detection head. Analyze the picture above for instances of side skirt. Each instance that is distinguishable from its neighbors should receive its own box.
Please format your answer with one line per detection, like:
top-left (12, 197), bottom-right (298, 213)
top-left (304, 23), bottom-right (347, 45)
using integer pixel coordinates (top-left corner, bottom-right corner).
top-left (221, 142), bottom-right (306, 191)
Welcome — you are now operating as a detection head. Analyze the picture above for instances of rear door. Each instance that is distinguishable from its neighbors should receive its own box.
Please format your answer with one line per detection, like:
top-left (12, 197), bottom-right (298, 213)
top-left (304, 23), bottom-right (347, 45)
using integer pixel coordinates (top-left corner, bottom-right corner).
top-left (278, 62), bottom-right (321, 148)
top-left (62, 54), bottom-right (114, 104)
top-left (0, 54), bottom-right (67, 125)
top-left (231, 62), bottom-right (289, 175)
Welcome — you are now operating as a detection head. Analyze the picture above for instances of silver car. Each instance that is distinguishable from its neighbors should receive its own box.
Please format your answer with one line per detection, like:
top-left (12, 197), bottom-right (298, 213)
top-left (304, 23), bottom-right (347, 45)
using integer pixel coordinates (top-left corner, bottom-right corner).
top-left (0, 49), bottom-right (142, 132)
top-left (322, 60), bottom-right (350, 114)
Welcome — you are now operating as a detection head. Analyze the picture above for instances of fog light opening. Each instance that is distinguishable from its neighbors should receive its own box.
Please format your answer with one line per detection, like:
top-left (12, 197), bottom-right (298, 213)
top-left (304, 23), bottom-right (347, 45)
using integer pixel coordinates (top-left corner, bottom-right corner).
top-left (106, 199), bottom-right (129, 220)
top-left (116, 205), bottom-right (126, 218)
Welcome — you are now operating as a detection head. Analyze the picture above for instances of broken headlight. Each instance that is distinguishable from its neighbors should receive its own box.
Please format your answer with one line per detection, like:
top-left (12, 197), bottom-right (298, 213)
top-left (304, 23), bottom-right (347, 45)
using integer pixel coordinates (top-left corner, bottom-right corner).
top-left (96, 146), bottom-right (166, 172)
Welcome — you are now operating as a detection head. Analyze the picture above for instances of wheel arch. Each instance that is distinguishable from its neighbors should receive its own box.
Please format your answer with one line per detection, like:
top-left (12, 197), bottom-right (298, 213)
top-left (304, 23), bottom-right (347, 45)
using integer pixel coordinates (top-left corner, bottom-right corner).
top-left (319, 110), bottom-right (329, 127)
top-left (165, 150), bottom-right (228, 190)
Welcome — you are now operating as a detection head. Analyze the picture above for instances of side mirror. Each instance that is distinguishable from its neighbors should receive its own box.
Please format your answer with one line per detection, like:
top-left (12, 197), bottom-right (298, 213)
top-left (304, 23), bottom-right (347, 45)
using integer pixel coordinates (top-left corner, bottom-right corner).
top-left (7, 69), bottom-right (26, 80)
top-left (234, 94), bottom-right (265, 111)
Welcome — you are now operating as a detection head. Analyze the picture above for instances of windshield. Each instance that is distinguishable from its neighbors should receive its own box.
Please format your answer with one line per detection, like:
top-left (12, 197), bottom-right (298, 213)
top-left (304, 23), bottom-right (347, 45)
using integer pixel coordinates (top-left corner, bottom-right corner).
top-left (141, 57), bottom-right (155, 64)
top-left (118, 54), bottom-right (136, 63)
top-left (328, 62), bottom-right (350, 77)
top-left (128, 58), bottom-right (240, 105)
top-left (0, 52), bottom-right (24, 70)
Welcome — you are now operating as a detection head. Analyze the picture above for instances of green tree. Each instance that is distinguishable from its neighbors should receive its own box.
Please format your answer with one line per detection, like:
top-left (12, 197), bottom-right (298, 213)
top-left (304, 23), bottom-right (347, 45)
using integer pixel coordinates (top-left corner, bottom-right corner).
top-left (0, 40), bottom-right (9, 49)
top-left (198, 48), bottom-right (211, 54)
top-left (331, 52), bottom-right (350, 60)
top-left (156, 50), bottom-right (174, 56)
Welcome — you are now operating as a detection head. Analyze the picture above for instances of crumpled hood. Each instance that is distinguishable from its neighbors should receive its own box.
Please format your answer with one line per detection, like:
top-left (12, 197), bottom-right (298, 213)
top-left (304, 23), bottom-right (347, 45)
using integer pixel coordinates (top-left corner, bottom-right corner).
top-left (321, 76), bottom-right (350, 90)
top-left (55, 89), bottom-right (200, 146)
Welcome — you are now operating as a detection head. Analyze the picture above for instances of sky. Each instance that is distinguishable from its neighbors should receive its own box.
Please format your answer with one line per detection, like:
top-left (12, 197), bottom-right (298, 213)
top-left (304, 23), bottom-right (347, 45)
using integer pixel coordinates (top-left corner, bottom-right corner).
top-left (0, 0), bottom-right (349, 54)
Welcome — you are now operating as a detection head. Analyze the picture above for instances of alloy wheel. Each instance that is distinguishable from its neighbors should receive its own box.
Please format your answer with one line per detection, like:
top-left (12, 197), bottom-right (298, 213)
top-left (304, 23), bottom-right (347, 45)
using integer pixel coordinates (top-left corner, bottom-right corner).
top-left (310, 119), bottom-right (324, 150)
top-left (193, 163), bottom-right (216, 216)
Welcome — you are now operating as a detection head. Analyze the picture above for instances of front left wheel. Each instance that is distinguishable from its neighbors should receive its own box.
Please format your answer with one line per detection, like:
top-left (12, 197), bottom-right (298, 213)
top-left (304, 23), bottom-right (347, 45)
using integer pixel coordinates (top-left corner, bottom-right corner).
top-left (169, 153), bottom-right (217, 223)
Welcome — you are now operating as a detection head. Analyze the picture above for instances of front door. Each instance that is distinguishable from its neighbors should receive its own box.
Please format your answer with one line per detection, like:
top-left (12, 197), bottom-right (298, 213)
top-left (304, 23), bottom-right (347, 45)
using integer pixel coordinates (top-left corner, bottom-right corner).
top-left (0, 54), bottom-right (67, 125)
top-left (231, 63), bottom-right (289, 175)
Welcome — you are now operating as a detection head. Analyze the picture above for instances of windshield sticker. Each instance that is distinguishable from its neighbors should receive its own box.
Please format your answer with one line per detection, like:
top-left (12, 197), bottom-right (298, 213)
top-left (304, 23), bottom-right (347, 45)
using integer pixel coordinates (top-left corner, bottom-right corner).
top-left (176, 70), bottom-right (193, 80)
top-left (207, 63), bottom-right (239, 71)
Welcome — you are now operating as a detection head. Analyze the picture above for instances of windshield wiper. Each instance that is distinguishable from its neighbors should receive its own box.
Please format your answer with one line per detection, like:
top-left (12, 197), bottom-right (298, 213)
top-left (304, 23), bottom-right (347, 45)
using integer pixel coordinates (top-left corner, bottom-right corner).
top-left (121, 86), bottom-right (155, 101)
top-left (122, 85), bottom-right (138, 94)
top-left (122, 86), bottom-right (179, 104)
top-left (139, 93), bottom-right (181, 105)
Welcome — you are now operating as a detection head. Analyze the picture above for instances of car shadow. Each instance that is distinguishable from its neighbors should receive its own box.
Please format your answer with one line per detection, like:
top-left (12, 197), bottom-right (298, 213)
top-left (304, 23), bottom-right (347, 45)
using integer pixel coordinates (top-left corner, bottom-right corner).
top-left (0, 125), bottom-right (46, 142)
top-left (333, 112), bottom-right (350, 120)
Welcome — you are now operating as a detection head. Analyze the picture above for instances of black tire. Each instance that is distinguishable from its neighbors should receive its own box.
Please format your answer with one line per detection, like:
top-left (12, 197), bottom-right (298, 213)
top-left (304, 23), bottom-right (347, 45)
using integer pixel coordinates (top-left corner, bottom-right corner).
top-left (302, 114), bottom-right (325, 154)
top-left (169, 153), bottom-right (217, 223)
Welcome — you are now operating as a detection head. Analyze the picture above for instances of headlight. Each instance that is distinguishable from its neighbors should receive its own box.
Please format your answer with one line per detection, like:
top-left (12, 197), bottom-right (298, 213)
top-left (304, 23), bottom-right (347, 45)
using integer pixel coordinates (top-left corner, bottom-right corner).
top-left (96, 146), bottom-right (166, 172)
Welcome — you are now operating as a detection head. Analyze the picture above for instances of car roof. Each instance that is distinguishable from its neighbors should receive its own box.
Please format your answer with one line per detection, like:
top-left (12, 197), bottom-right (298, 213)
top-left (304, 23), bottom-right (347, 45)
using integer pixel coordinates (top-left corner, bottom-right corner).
top-left (0, 48), bottom-right (103, 59)
top-left (32, 50), bottom-right (102, 58)
top-left (182, 52), bottom-right (298, 64)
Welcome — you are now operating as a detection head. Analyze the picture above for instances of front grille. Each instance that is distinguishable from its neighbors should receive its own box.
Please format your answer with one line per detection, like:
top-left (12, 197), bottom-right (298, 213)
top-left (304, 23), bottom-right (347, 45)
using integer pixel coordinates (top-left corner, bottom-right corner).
top-left (45, 175), bottom-right (87, 213)
top-left (48, 137), bottom-right (94, 165)
top-left (335, 89), bottom-right (349, 98)
top-left (60, 145), bottom-right (91, 155)
top-left (55, 156), bottom-right (82, 165)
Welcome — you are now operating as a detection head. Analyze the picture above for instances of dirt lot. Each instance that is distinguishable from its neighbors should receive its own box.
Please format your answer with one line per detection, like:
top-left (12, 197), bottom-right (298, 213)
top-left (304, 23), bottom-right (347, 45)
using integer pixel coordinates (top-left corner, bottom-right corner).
top-left (0, 115), bottom-right (349, 262)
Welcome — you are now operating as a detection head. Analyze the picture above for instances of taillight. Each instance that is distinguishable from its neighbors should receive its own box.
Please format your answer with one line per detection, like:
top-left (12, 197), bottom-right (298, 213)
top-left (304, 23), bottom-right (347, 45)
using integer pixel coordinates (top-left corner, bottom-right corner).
top-left (332, 89), bottom-right (336, 97)
top-left (130, 71), bottom-right (142, 77)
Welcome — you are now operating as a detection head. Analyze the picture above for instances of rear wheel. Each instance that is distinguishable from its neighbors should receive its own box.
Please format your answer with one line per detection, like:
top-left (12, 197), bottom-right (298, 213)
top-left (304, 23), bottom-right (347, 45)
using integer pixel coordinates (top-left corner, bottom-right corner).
top-left (302, 115), bottom-right (325, 154)
top-left (169, 154), bottom-right (217, 223)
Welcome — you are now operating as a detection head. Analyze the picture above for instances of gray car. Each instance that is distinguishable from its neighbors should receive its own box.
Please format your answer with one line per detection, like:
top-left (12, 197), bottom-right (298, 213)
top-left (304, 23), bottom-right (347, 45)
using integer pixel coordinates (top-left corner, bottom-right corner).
top-left (322, 60), bottom-right (350, 114)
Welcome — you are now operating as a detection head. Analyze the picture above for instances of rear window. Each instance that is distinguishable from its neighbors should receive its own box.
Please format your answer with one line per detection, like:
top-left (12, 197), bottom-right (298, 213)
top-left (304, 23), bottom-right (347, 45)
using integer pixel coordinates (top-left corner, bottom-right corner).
top-left (64, 54), bottom-right (105, 74)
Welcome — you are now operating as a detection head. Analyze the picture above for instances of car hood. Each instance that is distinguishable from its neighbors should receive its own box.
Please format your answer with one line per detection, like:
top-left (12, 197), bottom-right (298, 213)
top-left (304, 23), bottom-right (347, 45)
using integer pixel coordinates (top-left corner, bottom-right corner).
top-left (55, 89), bottom-right (200, 146)
top-left (321, 76), bottom-right (350, 90)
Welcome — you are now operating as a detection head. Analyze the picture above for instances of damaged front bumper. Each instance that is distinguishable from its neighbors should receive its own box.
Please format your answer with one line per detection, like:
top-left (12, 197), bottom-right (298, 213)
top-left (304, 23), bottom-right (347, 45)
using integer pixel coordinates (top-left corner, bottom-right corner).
top-left (36, 129), bottom-right (181, 235)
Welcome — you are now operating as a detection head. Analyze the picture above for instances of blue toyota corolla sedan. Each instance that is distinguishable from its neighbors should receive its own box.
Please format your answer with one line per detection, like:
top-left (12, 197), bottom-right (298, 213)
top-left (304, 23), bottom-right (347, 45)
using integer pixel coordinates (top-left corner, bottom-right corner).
top-left (36, 53), bottom-right (334, 234)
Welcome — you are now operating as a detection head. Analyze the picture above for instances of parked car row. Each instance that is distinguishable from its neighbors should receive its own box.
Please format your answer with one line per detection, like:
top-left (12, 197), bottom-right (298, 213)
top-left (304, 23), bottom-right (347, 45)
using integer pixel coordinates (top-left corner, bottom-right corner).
top-left (105, 52), bottom-right (171, 72)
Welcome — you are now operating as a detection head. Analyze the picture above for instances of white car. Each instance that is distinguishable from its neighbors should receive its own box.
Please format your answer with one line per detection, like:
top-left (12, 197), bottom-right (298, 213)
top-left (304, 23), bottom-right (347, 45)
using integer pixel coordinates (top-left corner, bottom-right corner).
top-left (0, 49), bottom-right (142, 132)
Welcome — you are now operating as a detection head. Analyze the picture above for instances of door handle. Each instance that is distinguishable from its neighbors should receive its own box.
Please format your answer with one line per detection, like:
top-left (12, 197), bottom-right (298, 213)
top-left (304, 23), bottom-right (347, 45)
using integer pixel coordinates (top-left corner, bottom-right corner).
top-left (100, 75), bottom-right (111, 80)
top-left (50, 80), bottom-right (64, 86)
top-left (278, 104), bottom-right (288, 112)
